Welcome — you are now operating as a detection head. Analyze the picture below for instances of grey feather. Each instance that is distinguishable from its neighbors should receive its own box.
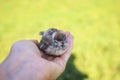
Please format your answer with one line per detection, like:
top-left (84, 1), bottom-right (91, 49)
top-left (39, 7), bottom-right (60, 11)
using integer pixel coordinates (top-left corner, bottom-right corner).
top-left (39, 28), bottom-right (68, 56)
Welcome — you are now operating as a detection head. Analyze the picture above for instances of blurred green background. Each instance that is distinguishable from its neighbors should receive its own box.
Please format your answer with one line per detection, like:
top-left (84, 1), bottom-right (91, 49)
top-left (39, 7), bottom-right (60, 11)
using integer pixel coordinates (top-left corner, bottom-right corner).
top-left (0, 0), bottom-right (120, 80)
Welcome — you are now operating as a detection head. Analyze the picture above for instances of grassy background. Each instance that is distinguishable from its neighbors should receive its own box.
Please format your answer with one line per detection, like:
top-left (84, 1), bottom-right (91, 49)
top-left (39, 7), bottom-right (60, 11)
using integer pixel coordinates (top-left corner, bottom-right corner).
top-left (0, 0), bottom-right (120, 80)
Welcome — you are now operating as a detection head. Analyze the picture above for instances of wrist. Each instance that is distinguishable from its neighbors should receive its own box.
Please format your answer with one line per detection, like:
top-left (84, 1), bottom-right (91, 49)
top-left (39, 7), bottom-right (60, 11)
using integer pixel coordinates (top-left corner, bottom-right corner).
top-left (0, 62), bottom-right (53, 80)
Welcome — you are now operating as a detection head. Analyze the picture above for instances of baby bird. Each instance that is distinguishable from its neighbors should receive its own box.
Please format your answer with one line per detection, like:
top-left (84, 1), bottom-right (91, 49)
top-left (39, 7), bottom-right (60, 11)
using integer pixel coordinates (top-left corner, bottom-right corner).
top-left (39, 28), bottom-right (68, 56)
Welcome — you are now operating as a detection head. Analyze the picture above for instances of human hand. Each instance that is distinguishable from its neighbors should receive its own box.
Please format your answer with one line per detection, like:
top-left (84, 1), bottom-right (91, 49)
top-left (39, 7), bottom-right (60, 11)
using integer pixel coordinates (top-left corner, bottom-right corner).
top-left (0, 32), bottom-right (74, 80)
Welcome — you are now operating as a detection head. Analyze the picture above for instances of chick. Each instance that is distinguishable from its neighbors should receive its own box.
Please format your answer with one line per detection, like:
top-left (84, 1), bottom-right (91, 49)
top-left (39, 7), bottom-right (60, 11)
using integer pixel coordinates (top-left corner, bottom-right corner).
top-left (39, 28), bottom-right (68, 56)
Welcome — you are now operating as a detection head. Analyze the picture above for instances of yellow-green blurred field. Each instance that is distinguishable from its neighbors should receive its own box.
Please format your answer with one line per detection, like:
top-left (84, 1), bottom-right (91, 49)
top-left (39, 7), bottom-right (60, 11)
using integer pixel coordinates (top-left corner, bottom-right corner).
top-left (0, 0), bottom-right (120, 80)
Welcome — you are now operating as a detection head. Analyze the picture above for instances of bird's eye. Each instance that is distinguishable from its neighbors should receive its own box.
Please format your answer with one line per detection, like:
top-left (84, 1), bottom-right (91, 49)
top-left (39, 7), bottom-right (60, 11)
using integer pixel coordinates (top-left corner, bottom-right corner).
top-left (48, 31), bottom-right (53, 35)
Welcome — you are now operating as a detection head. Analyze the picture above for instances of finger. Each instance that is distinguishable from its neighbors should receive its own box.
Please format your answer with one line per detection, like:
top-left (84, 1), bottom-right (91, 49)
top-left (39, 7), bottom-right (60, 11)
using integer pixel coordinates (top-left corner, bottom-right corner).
top-left (60, 33), bottom-right (74, 63)
top-left (52, 32), bottom-right (74, 68)
top-left (30, 40), bottom-right (39, 45)
top-left (28, 40), bottom-right (44, 57)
